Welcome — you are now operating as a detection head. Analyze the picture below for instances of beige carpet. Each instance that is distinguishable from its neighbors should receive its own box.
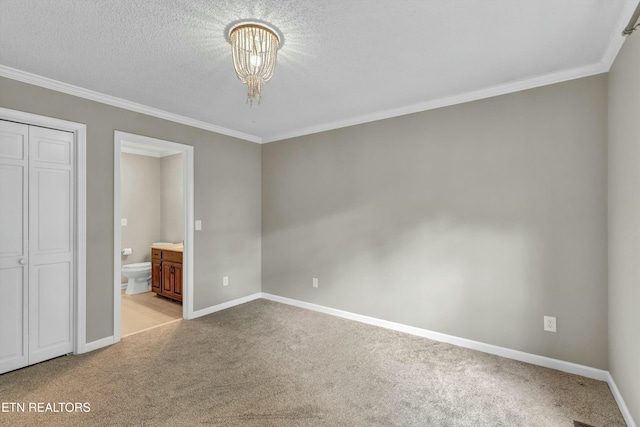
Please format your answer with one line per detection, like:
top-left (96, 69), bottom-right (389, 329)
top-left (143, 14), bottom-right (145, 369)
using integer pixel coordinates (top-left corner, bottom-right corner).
top-left (0, 299), bottom-right (625, 426)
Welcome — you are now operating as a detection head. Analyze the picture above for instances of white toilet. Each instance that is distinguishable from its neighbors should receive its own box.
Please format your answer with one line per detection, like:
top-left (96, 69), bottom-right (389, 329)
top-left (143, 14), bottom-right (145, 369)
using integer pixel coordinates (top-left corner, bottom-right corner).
top-left (122, 242), bottom-right (173, 295)
top-left (122, 262), bottom-right (152, 295)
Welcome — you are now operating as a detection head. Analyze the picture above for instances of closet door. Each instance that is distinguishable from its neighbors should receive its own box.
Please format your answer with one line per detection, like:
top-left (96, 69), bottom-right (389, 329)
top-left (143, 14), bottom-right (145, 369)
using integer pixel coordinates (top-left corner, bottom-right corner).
top-left (0, 121), bottom-right (29, 374)
top-left (0, 120), bottom-right (75, 374)
top-left (28, 126), bottom-right (75, 365)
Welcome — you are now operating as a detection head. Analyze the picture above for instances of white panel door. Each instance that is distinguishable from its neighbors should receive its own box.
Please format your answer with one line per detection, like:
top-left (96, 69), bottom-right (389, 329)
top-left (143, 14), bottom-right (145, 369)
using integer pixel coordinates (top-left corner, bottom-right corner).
top-left (0, 120), bottom-right (75, 374)
top-left (28, 126), bottom-right (74, 365)
top-left (0, 121), bottom-right (29, 374)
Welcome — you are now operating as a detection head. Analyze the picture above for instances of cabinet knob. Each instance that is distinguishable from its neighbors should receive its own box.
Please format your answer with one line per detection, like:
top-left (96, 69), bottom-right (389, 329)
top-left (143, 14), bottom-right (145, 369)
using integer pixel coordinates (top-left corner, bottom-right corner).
top-left (18, 258), bottom-right (27, 265)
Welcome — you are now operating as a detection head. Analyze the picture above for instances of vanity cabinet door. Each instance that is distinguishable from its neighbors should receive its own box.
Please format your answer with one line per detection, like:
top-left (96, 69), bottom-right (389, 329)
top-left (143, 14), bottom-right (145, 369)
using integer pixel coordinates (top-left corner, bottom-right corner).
top-left (160, 260), bottom-right (183, 302)
top-left (162, 262), bottom-right (173, 296)
top-left (151, 259), bottom-right (162, 293)
top-left (172, 262), bottom-right (182, 302)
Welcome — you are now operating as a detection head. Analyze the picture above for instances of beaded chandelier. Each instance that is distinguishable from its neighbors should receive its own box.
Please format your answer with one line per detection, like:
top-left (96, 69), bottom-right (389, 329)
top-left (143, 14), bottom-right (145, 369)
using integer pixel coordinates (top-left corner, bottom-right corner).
top-left (228, 22), bottom-right (281, 106)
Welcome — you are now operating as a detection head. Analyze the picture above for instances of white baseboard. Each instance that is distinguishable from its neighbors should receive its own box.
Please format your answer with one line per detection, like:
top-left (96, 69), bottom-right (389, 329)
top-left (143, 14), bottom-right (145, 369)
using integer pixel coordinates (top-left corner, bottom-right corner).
top-left (606, 372), bottom-right (637, 427)
top-left (189, 292), bottom-right (262, 319)
top-left (260, 293), bottom-right (609, 381)
top-left (81, 336), bottom-right (115, 353)
top-left (260, 293), bottom-right (638, 424)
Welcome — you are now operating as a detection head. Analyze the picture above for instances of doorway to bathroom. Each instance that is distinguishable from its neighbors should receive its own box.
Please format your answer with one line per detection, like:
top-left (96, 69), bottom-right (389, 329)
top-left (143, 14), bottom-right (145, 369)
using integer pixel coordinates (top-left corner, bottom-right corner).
top-left (113, 131), bottom-right (194, 342)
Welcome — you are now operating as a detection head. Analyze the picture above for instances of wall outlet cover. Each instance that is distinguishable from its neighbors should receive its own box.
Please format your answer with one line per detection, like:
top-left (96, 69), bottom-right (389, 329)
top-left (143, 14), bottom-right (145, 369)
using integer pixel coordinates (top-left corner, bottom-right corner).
top-left (223, 276), bottom-right (229, 286)
top-left (544, 315), bottom-right (557, 332)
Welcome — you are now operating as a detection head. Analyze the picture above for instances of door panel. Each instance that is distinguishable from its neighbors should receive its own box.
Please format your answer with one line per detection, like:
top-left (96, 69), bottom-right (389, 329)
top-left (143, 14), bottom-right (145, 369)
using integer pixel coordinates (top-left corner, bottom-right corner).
top-left (0, 125), bottom-right (25, 160)
top-left (0, 267), bottom-right (27, 372)
top-left (162, 262), bottom-right (173, 295)
top-left (0, 120), bottom-right (28, 375)
top-left (33, 169), bottom-right (71, 253)
top-left (0, 165), bottom-right (25, 257)
top-left (29, 262), bottom-right (72, 362)
top-left (33, 137), bottom-right (71, 165)
top-left (173, 263), bottom-right (182, 301)
top-left (28, 126), bottom-right (74, 365)
top-left (151, 259), bottom-right (161, 293)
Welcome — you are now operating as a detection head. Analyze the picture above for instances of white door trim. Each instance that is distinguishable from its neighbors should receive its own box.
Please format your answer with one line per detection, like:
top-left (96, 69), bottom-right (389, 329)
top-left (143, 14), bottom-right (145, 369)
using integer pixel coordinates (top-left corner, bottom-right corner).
top-left (113, 131), bottom-right (194, 343)
top-left (0, 107), bottom-right (87, 355)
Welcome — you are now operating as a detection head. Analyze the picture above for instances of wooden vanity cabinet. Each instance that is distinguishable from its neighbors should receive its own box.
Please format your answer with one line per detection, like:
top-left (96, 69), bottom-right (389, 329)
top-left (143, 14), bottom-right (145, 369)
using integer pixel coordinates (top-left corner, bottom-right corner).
top-left (151, 246), bottom-right (183, 302)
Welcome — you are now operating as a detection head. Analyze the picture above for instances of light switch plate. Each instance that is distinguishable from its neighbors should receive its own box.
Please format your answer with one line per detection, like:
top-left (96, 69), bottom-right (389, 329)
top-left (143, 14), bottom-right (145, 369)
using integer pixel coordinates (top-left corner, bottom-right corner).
top-left (121, 218), bottom-right (127, 226)
top-left (195, 220), bottom-right (202, 231)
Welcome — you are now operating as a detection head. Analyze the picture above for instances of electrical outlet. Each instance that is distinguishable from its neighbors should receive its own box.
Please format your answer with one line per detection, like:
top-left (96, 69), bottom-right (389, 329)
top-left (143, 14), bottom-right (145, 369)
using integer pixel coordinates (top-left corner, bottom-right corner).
top-left (544, 316), bottom-right (557, 332)
top-left (312, 277), bottom-right (318, 288)
top-left (223, 276), bottom-right (229, 287)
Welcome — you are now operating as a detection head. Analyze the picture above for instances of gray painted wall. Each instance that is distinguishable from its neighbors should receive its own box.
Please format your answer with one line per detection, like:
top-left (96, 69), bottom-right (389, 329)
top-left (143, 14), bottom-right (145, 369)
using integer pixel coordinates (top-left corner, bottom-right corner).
top-left (263, 75), bottom-right (609, 369)
top-left (160, 153), bottom-right (184, 244)
top-left (608, 33), bottom-right (640, 422)
top-left (0, 76), bottom-right (262, 342)
top-left (120, 153), bottom-right (161, 279)
top-left (120, 152), bottom-right (183, 283)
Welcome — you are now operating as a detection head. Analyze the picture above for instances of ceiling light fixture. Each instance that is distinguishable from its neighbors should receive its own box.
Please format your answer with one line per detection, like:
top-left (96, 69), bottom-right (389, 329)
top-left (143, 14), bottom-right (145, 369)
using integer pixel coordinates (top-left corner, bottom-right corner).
top-left (622, 1), bottom-right (640, 36)
top-left (228, 21), bottom-right (281, 106)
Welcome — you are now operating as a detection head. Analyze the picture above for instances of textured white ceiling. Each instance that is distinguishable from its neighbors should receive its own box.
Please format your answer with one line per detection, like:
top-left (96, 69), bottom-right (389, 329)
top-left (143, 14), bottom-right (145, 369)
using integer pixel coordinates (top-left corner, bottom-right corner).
top-left (0, 1), bottom-right (637, 143)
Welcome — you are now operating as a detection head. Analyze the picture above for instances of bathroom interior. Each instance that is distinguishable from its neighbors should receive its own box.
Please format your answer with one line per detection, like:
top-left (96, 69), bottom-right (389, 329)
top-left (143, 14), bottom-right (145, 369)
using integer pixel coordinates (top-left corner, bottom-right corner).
top-left (120, 141), bottom-right (184, 337)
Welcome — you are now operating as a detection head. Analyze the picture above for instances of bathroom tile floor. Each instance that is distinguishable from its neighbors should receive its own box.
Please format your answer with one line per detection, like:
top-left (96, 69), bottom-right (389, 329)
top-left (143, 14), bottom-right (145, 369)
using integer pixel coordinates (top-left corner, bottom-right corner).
top-left (120, 290), bottom-right (182, 337)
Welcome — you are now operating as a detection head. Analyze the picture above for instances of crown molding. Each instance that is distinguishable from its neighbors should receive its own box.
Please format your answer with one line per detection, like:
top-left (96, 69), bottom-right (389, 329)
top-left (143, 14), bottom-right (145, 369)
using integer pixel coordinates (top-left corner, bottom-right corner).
top-left (0, 65), bottom-right (262, 144)
top-left (0, 51), bottom-right (618, 146)
top-left (262, 62), bottom-right (608, 143)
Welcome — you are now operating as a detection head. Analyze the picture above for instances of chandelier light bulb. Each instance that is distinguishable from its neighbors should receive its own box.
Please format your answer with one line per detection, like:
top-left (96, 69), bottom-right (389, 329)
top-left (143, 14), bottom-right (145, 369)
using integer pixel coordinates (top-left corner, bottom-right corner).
top-left (250, 55), bottom-right (261, 68)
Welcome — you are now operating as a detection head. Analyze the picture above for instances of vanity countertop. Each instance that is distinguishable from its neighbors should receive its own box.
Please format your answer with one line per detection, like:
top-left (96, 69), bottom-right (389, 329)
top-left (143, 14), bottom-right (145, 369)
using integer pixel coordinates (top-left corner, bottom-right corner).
top-left (150, 243), bottom-right (183, 253)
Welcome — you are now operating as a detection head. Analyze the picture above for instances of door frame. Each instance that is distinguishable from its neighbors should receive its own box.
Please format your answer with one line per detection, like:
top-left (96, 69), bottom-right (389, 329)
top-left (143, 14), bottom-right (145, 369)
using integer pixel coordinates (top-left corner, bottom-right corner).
top-left (113, 131), bottom-right (195, 343)
top-left (0, 107), bottom-right (87, 354)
